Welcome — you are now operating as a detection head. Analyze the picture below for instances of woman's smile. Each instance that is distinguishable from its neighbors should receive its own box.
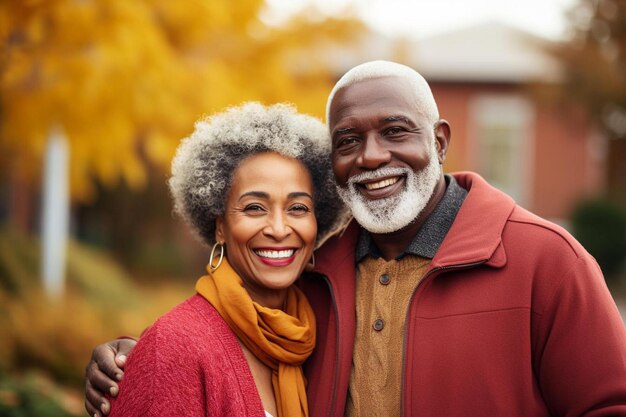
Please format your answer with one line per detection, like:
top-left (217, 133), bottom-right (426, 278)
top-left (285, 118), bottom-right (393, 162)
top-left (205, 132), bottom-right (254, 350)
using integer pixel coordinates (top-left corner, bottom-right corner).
top-left (253, 247), bottom-right (298, 266)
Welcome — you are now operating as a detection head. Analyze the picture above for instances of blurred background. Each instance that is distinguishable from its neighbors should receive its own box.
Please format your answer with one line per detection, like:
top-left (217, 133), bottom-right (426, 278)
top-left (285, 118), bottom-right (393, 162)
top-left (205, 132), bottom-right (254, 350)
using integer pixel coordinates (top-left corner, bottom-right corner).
top-left (1, 0), bottom-right (625, 415)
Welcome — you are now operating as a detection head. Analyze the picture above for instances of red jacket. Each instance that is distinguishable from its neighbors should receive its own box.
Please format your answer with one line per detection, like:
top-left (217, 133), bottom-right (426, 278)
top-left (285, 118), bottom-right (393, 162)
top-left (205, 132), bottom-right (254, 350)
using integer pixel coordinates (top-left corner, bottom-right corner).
top-left (109, 295), bottom-right (266, 417)
top-left (301, 171), bottom-right (626, 417)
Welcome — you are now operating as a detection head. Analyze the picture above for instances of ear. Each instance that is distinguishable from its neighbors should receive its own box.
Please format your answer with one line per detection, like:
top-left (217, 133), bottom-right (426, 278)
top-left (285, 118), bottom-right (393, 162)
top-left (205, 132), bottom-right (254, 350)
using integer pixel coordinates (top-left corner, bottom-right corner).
top-left (215, 217), bottom-right (225, 244)
top-left (434, 119), bottom-right (451, 164)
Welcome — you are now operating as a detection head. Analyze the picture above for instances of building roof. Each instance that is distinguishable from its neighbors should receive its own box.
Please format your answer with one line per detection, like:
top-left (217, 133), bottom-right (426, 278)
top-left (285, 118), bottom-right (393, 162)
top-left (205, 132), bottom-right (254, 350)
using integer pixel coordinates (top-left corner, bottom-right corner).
top-left (409, 21), bottom-right (562, 82)
top-left (326, 20), bottom-right (563, 83)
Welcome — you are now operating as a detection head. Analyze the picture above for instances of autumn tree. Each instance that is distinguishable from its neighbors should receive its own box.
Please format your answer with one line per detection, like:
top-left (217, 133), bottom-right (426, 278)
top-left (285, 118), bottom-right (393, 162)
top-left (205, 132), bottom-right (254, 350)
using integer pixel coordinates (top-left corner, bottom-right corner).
top-left (0, 0), bottom-right (363, 229)
top-left (547, 0), bottom-right (626, 192)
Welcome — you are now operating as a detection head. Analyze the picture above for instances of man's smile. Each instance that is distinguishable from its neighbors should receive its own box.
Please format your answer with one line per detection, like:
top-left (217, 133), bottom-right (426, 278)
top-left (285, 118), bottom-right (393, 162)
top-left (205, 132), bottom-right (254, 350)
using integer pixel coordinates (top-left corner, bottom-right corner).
top-left (353, 171), bottom-right (407, 200)
top-left (362, 176), bottom-right (402, 190)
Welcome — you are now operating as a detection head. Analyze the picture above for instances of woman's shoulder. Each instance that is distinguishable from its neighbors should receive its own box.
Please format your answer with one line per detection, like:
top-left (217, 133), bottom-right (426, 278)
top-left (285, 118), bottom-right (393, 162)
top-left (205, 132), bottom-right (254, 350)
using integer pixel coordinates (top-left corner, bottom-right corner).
top-left (121, 294), bottom-right (249, 387)
top-left (143, 294), bottom-right (235, 350)
top-left (111, 294), bottom-right (255, 417)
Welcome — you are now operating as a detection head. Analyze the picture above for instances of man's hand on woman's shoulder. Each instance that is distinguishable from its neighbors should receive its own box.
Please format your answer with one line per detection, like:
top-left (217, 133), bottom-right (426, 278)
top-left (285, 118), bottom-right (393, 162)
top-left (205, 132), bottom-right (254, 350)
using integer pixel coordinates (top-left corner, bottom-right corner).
top-left (84, 338), bottom-right (137, 417)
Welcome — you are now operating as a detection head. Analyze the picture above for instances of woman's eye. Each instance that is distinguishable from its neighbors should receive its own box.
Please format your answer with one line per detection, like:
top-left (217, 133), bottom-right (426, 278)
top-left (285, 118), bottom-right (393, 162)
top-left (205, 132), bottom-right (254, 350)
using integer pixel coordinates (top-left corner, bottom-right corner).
top-left (243, 204), bottom-right (265, 213)
top-left (289, 204), bottom-right (311, 214)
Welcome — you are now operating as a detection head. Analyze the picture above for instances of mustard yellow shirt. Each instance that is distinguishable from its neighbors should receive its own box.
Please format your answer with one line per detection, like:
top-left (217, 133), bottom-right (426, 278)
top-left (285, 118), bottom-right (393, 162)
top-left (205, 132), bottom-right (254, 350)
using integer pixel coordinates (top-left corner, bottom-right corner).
top-left (345, 255), bottom-right (430, 416)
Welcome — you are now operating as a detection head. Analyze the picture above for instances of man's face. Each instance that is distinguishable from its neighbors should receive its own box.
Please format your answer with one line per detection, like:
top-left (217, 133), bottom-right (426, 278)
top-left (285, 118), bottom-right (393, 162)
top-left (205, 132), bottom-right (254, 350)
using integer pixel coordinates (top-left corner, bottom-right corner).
top-left (328, 76), bottom-right (446, 233)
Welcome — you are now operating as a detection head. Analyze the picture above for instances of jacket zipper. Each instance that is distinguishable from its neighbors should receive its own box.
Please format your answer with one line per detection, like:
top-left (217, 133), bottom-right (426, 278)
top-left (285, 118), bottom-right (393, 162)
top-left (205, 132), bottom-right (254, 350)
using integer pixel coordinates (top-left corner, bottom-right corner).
top-left (400, 260), bottom-right (487, 417)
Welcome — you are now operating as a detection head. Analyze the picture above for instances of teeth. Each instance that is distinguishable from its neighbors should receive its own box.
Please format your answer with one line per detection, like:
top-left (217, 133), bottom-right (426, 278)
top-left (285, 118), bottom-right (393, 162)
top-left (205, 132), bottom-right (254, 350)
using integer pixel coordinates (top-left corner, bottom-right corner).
top-left (255, 249), bottom-right (295, 259)
top-left (364, 177), bottom-right (400, 190)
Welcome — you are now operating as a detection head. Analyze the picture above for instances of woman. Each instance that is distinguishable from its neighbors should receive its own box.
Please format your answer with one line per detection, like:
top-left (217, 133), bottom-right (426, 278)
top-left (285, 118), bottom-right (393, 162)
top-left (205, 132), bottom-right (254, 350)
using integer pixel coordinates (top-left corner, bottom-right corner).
top-left (103, 102), bottom-right (346, 417)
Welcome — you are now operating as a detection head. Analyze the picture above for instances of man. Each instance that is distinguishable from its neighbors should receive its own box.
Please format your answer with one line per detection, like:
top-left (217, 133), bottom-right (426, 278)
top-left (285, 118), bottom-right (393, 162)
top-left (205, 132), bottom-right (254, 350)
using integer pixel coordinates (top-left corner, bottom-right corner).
top-left (85, 61), bottom-right (626, 417)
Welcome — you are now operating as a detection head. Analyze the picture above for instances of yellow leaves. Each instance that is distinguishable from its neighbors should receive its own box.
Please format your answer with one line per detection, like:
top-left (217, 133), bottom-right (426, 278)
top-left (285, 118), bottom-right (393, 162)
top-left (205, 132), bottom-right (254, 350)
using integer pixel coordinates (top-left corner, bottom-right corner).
top-left (0, 0), bottom-right (364, 202)
top-left (2, 0), bottom-right (185, 200)
top-left (145, 132), bottom-right (177, 169)
top-left (148, 0), bottom-right (252, 46)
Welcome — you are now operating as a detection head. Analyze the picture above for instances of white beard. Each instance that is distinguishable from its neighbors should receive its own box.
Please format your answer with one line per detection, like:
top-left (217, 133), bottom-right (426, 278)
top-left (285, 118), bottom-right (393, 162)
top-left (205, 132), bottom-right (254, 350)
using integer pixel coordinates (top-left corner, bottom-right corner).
top-left (336, 145), bottom-right (441, 234)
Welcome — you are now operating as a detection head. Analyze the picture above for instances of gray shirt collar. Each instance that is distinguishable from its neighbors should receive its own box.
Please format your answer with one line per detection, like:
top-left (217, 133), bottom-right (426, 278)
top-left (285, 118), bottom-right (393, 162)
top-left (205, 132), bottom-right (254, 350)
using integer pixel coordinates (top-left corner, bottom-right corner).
top-left (355, 175), bottom-right (467, 262)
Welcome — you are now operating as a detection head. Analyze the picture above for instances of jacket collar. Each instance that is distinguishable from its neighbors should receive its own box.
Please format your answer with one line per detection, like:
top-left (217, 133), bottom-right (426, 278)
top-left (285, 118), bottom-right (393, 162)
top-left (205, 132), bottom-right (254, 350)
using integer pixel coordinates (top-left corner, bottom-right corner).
top-left (430, 172), bottom-right (514, 269)
top-left (313, 220), bottom-right (360, 281)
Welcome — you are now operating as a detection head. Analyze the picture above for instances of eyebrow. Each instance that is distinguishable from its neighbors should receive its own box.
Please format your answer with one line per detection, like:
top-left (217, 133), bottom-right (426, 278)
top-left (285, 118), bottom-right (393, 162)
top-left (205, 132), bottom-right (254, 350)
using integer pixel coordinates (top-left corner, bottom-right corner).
top-left (332, 127), bottom-right (355, 137)
top-left (239, 191), bottom-right (269, 200)
top-left (383, 115), bottom-right (412, 124)
top-left (333, 115), bottom-right (415, 137)
top-left (288, 191), bottom-right (313, 199)
top-left (238, 191), bottom-right (313, 201)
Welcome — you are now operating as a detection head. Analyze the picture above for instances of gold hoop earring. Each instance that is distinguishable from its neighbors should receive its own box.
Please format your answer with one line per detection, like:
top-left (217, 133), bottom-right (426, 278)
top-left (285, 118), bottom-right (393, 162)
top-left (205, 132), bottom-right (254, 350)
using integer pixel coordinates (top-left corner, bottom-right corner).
top-left (209, 242), bottom-right (224, 271)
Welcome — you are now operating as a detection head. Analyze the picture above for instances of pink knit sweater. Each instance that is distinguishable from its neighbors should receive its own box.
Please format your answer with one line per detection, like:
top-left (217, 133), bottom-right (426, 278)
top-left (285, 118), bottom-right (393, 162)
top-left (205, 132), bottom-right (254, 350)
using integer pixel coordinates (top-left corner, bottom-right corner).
top-left (109, 294), bottom-right (266, 417)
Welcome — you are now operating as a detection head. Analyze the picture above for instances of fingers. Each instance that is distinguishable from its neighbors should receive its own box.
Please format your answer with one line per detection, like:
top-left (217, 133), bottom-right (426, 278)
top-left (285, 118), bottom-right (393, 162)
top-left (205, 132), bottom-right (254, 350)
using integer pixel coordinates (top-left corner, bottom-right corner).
top-left (85, 377), bottom-right (112, 416)
top-left (113, 338), bottom-right (136, 369)
top-left (84, 391), bottom-right (100, 417)
top-left (114, 354), bottom-right (127, 369)
top-left (84, 338), bottom-right (137, 417)
top-left (92, 343), bottom-right (124, 381)
top-left (86, 358), bottom-right (120, 394)
top-left (117, 338), bottom-right (137, 356)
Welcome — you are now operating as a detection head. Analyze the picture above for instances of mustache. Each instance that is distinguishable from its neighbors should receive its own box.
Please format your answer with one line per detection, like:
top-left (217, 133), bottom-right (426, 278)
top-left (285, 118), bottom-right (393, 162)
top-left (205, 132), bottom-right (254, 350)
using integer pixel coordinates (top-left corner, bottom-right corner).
top-left (346, 167), bottom-right (410, 186)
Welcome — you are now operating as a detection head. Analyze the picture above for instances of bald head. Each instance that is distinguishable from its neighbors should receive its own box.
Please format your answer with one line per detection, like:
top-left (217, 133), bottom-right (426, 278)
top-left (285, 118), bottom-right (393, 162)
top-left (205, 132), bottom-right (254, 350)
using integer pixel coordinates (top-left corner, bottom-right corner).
top-left (325, 60), bottom-right (439, 125)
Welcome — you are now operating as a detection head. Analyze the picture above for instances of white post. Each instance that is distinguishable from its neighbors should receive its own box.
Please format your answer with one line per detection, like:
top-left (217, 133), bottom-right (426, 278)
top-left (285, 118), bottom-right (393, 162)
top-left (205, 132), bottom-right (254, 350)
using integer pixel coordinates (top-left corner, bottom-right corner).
top-left (41, 126), bottom-right (70, 298)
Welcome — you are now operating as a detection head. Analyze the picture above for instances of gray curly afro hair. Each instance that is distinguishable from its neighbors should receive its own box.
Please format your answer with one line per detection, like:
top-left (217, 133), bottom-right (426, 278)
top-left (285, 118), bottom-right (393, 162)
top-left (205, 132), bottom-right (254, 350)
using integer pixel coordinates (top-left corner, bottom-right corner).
top-left (169, 102), bottom-right (348, 247)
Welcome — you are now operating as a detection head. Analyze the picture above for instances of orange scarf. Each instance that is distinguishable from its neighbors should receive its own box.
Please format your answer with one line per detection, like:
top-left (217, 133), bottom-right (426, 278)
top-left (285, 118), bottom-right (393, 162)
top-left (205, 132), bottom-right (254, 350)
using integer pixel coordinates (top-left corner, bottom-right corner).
top-left (195, 257), bottom-right (316, 417)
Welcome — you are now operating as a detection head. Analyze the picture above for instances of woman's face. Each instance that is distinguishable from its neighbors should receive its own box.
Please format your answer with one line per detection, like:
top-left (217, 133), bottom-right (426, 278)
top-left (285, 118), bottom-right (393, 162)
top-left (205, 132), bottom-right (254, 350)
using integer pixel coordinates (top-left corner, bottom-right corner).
top-left (216, 152), bottom-right (317, 308)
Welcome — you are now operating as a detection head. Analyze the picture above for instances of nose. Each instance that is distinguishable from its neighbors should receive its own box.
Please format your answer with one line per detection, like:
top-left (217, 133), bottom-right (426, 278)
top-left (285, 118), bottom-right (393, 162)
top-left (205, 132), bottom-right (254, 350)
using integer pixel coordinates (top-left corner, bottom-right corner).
top-left (356, 134), bottom-right (391, 170)
top-left (263, 211), bottom-right (291, 240)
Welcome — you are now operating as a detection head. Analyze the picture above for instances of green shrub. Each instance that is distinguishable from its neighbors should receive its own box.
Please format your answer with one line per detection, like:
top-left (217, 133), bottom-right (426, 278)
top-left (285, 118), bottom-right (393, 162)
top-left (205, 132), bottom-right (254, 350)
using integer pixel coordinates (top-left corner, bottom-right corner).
top-left (0, 371), bottom-right (81, 417)
top-left (571, 198), bottom-right (626, 284)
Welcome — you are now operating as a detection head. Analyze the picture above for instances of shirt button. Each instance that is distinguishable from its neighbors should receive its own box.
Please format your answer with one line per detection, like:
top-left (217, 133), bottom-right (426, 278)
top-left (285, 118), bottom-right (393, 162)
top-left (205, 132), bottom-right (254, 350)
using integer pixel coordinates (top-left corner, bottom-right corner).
top-left (379, 274), bottom-right (391, 285)
top-left (373, 319), bottom-right (385, 331)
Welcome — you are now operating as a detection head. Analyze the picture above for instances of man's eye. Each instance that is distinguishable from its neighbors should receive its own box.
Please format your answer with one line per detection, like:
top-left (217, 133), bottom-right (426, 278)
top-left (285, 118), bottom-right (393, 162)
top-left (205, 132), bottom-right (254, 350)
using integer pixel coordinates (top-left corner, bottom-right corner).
top-left (336, 137), bottom-right (359, 148)
top-left (385, 127), bottom-right (404, 135)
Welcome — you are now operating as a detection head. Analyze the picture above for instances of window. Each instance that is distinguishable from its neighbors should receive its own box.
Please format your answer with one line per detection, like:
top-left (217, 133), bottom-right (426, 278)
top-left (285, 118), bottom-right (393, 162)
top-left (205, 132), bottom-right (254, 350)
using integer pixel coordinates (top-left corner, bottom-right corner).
top-left (470, 94), bottom-right (534, 206)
